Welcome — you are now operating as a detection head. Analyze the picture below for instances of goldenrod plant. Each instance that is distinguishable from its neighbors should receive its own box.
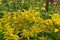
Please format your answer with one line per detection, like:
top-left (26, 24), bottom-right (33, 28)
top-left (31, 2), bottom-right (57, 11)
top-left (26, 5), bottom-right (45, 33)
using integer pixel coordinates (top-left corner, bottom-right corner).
top-left (0, 8), bottom-right (60, 40)
top-left (0, 0), bottom-right (60, 40)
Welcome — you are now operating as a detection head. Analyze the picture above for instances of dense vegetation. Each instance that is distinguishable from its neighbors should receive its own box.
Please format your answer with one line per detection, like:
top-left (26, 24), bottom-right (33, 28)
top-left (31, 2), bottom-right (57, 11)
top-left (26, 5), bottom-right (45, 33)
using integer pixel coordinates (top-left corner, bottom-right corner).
top-left (0, 0), bottom-right (60, 40)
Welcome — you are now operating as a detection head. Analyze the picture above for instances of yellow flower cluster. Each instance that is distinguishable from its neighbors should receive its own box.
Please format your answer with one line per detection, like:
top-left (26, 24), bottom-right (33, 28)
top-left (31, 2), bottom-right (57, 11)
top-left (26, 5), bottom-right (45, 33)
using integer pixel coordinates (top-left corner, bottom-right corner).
top-left (52, 14), bottom-right (60, 26)
top-left (0, 9), bottom-right (60, 40)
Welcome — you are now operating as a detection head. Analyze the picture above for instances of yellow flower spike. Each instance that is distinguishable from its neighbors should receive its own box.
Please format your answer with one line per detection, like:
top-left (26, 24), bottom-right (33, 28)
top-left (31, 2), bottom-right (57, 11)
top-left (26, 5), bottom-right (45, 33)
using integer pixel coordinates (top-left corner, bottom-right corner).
top-left (9, 34), bottom-right (19, 40)
top-left (13, 35), bottom-right (19, 40)
top-left (51, 14), bottom-right (60, 26)
top-left (54, 28), bottom-right (59, 33)
top-left (55, 18), bottom-right (60, 22)
top-left (44, 19), bottom-right (53, 26)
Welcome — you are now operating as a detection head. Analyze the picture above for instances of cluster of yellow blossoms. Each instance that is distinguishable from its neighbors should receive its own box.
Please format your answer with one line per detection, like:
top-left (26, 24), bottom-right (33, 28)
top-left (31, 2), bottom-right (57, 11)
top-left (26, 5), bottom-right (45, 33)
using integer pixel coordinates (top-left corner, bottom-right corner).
top-left (0, 8), bottom-right (60, 40)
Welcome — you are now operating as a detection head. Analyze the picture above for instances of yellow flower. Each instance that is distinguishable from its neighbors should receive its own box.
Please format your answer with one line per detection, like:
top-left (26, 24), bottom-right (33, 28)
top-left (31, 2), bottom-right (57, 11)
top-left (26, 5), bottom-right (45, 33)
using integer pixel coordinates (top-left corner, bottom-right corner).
top-left (12, 35), bottom-right (19, 40)
top-left (44, 19), bottom-right (53, 25)
top-left (52, 14), bottom-right (60, 26)
top-left (54, 28), bottom-right (59, 33)
top-left (55, 19), bottom-right (60, 26)
top-left (5, 34), bottom-right (19, 40)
